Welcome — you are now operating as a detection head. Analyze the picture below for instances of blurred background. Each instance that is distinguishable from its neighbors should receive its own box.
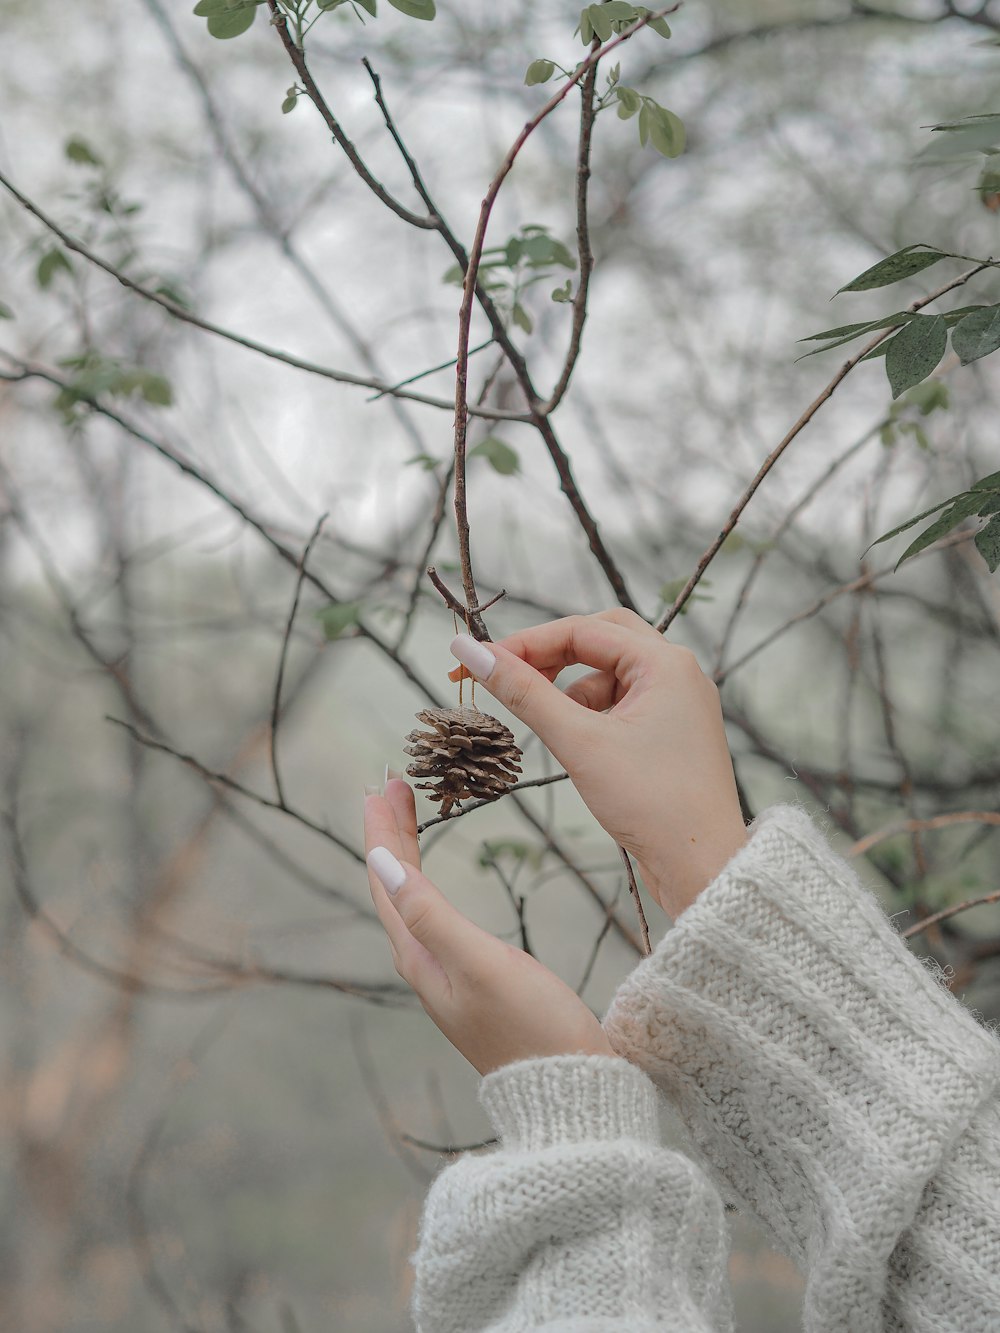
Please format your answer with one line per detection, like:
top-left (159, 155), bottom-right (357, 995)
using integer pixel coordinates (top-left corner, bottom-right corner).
top-left (2, 0), bottom-right (1000, 1328)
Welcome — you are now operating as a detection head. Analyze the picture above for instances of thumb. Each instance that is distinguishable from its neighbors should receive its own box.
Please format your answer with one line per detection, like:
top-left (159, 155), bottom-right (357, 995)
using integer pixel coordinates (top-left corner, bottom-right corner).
top-left (449, 632), bottom-right (584, 756)
top-left (367, 846), bottom-right (480, 974)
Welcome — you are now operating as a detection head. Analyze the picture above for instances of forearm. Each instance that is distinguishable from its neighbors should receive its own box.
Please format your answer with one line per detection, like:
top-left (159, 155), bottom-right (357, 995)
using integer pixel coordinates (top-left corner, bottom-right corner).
top-left (604, 802), bottom-right (1000, 1331)
top-left (411, 1055), bottom-right (735, 1333)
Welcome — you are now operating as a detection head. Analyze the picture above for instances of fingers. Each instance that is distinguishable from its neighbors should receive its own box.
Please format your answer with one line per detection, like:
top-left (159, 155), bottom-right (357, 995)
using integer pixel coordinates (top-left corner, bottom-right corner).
top-left (447, 612), bottom-right (661, 754)
top-left (562, 668), bottom-right (620, 713)
top-left (365, 844), bottom-right (485, 979)
top-left (384, 778), bottom-right (421, 869)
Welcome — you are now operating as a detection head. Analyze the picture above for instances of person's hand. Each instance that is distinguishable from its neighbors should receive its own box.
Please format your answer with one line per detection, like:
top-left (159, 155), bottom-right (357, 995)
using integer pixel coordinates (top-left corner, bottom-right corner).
top-left (363, 778), bottom-right (619, 1077)
top-left (448, 609), bottom-right (748, 919)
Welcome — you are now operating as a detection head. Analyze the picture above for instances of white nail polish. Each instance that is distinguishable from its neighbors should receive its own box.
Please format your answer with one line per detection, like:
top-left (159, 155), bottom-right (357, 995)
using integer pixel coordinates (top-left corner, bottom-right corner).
top-left (383, 762), bottom-right (390, 789)
top-left (450, 633), bottom-right (496, 680)
top-left (364, 783), bottom-right (382, 798)
top-left (368, 846), bottom-right (406, 895)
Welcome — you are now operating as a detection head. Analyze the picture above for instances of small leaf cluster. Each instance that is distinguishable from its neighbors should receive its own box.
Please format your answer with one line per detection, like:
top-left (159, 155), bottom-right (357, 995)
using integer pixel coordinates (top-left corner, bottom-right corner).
top-left (526, 26), bottom-right (684, 161)
top-left (192, 0), bottom-right (433, 47)
top-left (801, 244), bottom-right (1000, 398)
top-left (577, 3), bottom-right (671, 44)
top-left (316, 601), bottom-right (362, 639)
top-left (53, 352), bottom-right (173, 420)
top-left (878, 380), bottom-right (950, 453)
top-left (443, 225), bottom-right (577, 333)
top-left (866, 472), bottom-right (1000, 574)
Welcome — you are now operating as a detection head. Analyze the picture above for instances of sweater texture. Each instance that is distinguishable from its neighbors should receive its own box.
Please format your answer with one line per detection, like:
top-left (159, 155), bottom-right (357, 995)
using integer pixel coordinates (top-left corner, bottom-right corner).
top-left (409, 803), bottom-right (1000, 1330)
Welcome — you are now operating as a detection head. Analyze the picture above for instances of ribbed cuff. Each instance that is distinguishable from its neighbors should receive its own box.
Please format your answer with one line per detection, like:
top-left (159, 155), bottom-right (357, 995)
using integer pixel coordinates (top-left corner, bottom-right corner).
top-left (479, 1054), bottom-right (661, 1153)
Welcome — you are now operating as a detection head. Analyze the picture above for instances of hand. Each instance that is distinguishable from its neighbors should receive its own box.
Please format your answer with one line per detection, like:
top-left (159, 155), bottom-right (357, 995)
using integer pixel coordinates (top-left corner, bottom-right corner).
top-left (363, 778), bottom-right (619, 1077)
top-left (448, 608), bottom-right (748, 919)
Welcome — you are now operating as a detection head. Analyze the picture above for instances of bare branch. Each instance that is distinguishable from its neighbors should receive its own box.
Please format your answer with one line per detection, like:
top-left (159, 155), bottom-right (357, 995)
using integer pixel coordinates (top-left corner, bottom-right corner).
top-left (0, 172), bottom-right (526, 420)
top-left (266, 2), bottom-right (437, 229)
top-left (271, 512), bottom-right (328, 807)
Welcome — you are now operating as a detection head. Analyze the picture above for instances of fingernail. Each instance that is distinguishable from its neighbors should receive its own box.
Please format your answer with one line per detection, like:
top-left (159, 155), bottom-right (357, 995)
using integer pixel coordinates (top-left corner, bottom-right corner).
top-left (364, 783), bottom-right (382, 797)
top-left (387, 766), bottom-right (404, 781)
top-left (368, 846), bottom-right (406, 895)
top-left (450, 633), bottom-right (496, 680)
top-left (383, 762), bottom-right (390, 789)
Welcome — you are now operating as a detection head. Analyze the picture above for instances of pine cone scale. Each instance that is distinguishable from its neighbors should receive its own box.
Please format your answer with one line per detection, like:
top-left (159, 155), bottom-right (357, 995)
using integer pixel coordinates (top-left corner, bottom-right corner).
top-left (404, 706), bottom-right (523, 815)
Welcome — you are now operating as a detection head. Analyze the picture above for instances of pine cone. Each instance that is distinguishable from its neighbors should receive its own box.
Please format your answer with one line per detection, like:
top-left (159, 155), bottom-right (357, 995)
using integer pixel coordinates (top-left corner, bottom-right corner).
top-left (404, 706), bottom-right (522, 816)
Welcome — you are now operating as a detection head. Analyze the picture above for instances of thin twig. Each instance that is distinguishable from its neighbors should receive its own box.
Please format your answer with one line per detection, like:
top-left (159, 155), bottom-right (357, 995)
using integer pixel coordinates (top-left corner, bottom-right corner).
top-left (0, 356), bottom-right (444, 706)
top-left (656, 262), bottom-right (993, 632)
top-left (271, 512), bottom-right (328, 806)
top-left (107, 716), bottom-right (363, 861)
top-left (901, 887), bottom-right (1000, 941)
top-left (416, 771), bottom-right (568, 831)
top-left (541, 54), bottom-right (599, 414)
top-left (0, 174), bottom-right (526, 420)
top-left (850, 810), bottom-right (1000, 859)
top-left (266, 3), bottom-right (436, 229)
top-left (618, 843), bottom-right (651, 955)
top-left (450, 9), bottom-right (677, 636)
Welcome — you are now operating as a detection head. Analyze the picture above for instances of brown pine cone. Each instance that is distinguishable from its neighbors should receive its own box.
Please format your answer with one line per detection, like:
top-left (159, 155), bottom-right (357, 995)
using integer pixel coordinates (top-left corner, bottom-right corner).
top-left (404, 706), bottom-right (522, 816)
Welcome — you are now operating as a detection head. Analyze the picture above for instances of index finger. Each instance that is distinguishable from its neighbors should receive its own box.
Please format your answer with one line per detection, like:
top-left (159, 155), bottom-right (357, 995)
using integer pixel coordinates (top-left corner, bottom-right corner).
top-left (449, 610), bottom-right (662, 685)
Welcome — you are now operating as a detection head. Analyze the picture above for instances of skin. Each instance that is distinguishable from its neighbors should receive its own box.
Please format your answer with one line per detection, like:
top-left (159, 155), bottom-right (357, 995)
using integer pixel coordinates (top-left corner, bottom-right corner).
top-left (363, 608), bottom-right (749, 1078)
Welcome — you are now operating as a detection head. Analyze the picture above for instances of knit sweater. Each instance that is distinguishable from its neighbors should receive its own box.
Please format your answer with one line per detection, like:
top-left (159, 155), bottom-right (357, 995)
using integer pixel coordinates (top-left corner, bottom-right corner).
top-left (409, 803), bottom-right (1000, 1332)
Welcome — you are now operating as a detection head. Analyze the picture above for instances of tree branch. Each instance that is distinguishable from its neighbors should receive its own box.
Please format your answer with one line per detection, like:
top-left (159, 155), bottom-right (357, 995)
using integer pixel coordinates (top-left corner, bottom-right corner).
top-left (656, 261), bottom-right (992, 632)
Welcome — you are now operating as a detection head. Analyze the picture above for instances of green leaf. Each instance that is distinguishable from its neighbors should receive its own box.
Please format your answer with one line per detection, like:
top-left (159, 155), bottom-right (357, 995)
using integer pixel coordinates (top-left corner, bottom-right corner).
top-left (551, 280), bottom-right (573, 302)
top-left (658, 577), bottom-right (712, 613)
top-left (387, 0), bottom-right (435, 18)
top-left (972, 470), bottom-right (1000, 491)
top-left (0, 301), bottom-right (13, 320)
top-left (615, 86), bottom-right (641, 119)
top-left (587, 4), bottom-right (614, 42)
top-left (893, 379), bottom-right (949, 417)
top-left (36, 248), bottom-right (73, 289)
top-left (893, 490), bottom-right (993, 569)
top-left (978, 493), bottom-right (1000, 517)
top-left (645, 101), bottom-right (685, 158)
top-left (885, 315), bottom-right (947, 398)
top-left (865, 493), bottom-right (965, 552)
top-left (635, 6), bottom-right (671, 37)
top-left (404, 452), bottom-right (440, 470)
top-left (317, 602), bottom-right (361, 639)
top-left (951, 304), bottom-right (1000, 365)
top-left (836, 244), bottom-right (950, 294)
top-left (138, 372), bottom-right (173, 406)
top-left (798, 313), bottom-right (914, 344)
top-left (65, 137), bottom-right (103, 167)
top-left (602, 2), bottom-right (640, 19)
top-left (207, 5), bottom-right (257, 37)
top-left (511, 303), bottom-right (532, 334)
top-left (281, 94), bottom-right (298, 113)
top-left (975, 514), bottom-right (1000, 572)
top-left (354, 0), bottom-right (377, 13)
top-left (638, 103), bottom-right (651, 147)
top-left (192, 0), bottom-right (232, 14)
top-left (579, 9), bottom-right (594, 43)
top-left (525, 59), bottom-right (556, 86)
top-left (469, 437), bottom-right (521, 475)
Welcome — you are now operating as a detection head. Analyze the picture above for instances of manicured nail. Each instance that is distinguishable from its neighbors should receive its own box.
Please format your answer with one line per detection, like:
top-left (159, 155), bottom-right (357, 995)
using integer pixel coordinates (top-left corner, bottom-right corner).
top-left (383, 762), bottom-right (390, 789)
top-left (387, 766), bottom-right (404, 781)
top-left (368, 846), bottom-right (406, 895)
top-left (450, 633), bottom-right (496, 680)
top-left (364, 783), bottom-right (382, 797)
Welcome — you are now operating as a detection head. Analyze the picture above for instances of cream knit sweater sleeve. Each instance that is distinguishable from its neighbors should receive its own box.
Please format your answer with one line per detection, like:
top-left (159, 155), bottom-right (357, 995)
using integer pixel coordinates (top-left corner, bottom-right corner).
top-left (410, 1055), bottom-right (736, 1331)
top-left (604, 802), bottom-right (1000, 1332)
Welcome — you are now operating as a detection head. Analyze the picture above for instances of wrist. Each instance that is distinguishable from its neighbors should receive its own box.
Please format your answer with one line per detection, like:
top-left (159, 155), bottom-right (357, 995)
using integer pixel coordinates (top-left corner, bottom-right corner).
top-left (638, 822), bottom-right (750, 919)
